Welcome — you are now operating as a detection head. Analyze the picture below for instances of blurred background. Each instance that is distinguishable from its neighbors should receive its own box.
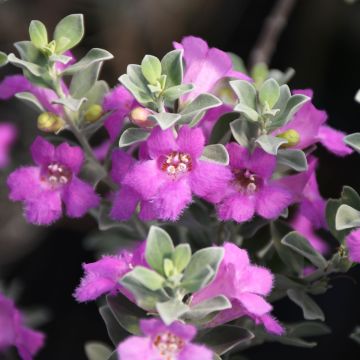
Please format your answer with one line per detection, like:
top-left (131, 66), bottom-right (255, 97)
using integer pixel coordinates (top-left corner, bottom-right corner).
top-left (0, 0), bottom-right (360, 359)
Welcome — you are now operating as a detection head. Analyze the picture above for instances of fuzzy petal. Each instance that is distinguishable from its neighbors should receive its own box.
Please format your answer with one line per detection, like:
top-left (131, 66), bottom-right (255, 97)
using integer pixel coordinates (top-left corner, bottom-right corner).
top-left (111, 149), bottom-right (135, 184)
top-left (190, 160), bottom-right (232, 203)
top-left (24, 190), bottom-right (62, 225)
top-left (146, 127), bottom-right (178, 159)
top-left (117, 337), bottom-right (155, 360)
top-left (30, 137), bottom-right (55, 166)
top-left (7, 167), bottom-right (42, 201)
top-left (217, 193), bottom-right (256, 223)
top-left (177, 126), bottom-right (205, 159)
top-left (226, 142), bottom-right (249, 169)
top-left (256, 184), bottom-right (293, 219)
top-left (238, 266), bottom-right (273, 296)
top-left (55, 142), bottom-right (84, 174)
top-left (180, 343), bottom-right (213, 360)
top-left (0, 122), bottom-right (17, 168)
top-left (110, 186), bottom-right (140, 220)
top-left (259, 314), bottom-right (285, 335)
top-left (151, 177), bottom-right (192, 221)
top-left (122, 160), bottom-right (166, 199)
top-left (237, 292), bottom-right (272, 316)
top-left (63, 177), bottom-right (99, 218)
top-left (318, 125), bottom-right (353, 156)
top-left (248, 147), bottom-right (276, 179)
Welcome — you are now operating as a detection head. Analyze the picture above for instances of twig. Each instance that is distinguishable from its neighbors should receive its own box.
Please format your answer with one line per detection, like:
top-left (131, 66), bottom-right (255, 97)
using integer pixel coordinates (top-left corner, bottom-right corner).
top-left (249, 0), bottom-right (298, 67)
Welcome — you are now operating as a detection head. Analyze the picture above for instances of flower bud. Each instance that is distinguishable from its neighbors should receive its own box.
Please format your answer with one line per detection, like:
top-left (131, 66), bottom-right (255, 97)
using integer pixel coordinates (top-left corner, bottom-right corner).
top-left (276, 129), bottom-right (300, 148)
top-left (84, 104), bottom-right (104, 123)
top-left (37, 112), bottom-right (64, 133)
top-left (129, 107), bottom-right (155, 128)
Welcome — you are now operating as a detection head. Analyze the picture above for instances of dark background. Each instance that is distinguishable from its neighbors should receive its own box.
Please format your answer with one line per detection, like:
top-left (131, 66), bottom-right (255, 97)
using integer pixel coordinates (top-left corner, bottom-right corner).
top-left (0, 0), bottom-right (360, 359)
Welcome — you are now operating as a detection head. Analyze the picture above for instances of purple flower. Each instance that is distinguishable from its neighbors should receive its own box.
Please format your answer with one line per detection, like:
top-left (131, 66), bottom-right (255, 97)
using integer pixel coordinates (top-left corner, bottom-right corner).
top-left (122, 125), bottom-right (232, 221)
top-left (173, 36), bottom-right (250, 102)
top-left (103, 85), bottom-right (138, 141)
top-left (74, 242), bottom-right (146, 302)
top-left (216, 142), bottom-right (294, 223)
top-left (0, 122), bottom-right (16, 168)
top-left (0, 292), bottom-right (44, 360)
top-left (346, 228), bottom-right (360, 263)
top-left (273, 89), bottom-right (353, 156)
top-left (117, 318), bottom-right (213, 360)
top-left (192, 243), bottom-right (283, 335)
top-left (0, 75), bottom-right (64, 115)
top-left (7, 137), bottom-right (99, 225)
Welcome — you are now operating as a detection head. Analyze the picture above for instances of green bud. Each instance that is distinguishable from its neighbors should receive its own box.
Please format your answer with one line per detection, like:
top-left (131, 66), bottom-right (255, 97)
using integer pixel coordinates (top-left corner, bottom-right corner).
top-left (276, 129), bottom-right (300, 147)
top-left (129, 106), bottom-right (155, 128)
top-left (42, 40), bottom-right (57, 56)
top-left (37, 112), bottom-right (64, 133)
top-left (84, 104), bottom-right (103, 123)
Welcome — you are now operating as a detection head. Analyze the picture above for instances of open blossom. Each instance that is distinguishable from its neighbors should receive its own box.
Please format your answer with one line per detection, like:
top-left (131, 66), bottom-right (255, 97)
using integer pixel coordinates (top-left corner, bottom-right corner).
top-left (103, 85), bottom-right (138, 141)
top-left (173, 36), bottom-right (250, 102)
top-left (216, 142), bottom-right (294, 223)
top-left (7, 137), bottom-right (99, 225)
top-left (192, 243), bottom-right (283, 335)
top-left (273, 89), bottom-right (353, 156)
top-left (346, 228), bottom-right (360, 263)
top-left (0, 122), bottom-right (16, 168)
top-left (122, 125), bottom-right (232, 221)
top-left (117, 318), bottom-right (213, 360)
top-left (0, 293), bottom-right (44, 360)
top-left (74, 242), bottom-right (146, 302)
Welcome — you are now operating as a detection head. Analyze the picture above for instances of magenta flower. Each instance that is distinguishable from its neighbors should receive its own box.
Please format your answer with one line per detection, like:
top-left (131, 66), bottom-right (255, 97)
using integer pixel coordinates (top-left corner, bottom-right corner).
top-left (192, 243), bottom-right (283, 335)
top-left (0, 293), bottom-right (44, 360)
top-left (0, 122), bottom-right (16, 168)
top-left (74, 242), bottom-right (146, 302)
top-left (122, 125), bottom-right (232, 221)
top-left (7, 137), bottom-right (99, 225)
top-left (103, 85), bottom-right (138, 141)
top-left (346, 228), bottom-right (360, 263)
top-left (117, 318), bottom-right (213, 360)
top-left (273, 89), bottom-right (353, 156)
top-left (173, 36), bottom-right (250, 102)
top-left (216, 142), bottom-right (294, 223)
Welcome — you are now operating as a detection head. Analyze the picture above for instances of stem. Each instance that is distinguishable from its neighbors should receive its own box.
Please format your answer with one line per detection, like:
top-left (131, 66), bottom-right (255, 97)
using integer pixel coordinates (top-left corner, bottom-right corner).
top-left (249, 0), bottom-right (298, 67)
top-left (53, 80), bottom-right (116, 190)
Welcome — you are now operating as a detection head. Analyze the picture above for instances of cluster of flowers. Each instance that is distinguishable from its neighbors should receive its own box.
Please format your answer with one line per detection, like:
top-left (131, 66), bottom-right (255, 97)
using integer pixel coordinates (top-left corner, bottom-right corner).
top-left (1, 14), bottom-right (360, 360)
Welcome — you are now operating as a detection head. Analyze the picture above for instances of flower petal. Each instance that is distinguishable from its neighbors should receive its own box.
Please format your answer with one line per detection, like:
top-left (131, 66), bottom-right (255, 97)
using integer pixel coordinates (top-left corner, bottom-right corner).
top-left (111, 149), bottom-right (135, 184)
top-left (256, 184), bottom-right (293, 219)
top-left (180, 343), bottom-right (213, 360)
top-left (318, 125), bottom-right (353, 156)
top-left (217, 193), bottom-right (256, 223)
top-left (248, 147), bottom-right (276, 179)
top-left (237, 292), bottom-right (272, 316)
top-left (63, 177), bottom-right (100, 218)
top-left (117, 336), bottom-right (154, 360)
top-left (146, 127), bottom-right (178, 159)
top-left (177, 126), bottom-right (205, 159)
top-left (346, 228), bottom-right (360, 263)
top-left (55, 142), bottom-right (84, 174)
top-left (110, 186), bottom-right (140, 220)
top-left (30, 137), bottom-right (55, 166)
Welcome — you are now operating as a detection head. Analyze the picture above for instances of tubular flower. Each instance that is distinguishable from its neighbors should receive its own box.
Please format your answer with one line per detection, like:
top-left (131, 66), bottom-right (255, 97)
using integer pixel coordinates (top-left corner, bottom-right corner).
top-left (7, 137), bottom-right (99, 225)
top-left (273, 89), bottom-right (353, 156)
top-left (0, 292), bottom-right (44, 360)
top-left (173, 36), bottom-right (251, 102)
top-left (192, 243), bottom-right (284, 335)
top-left (122, 125), bottom-right (232, 221)
top-left (216, 142), bottom-right (294, 223)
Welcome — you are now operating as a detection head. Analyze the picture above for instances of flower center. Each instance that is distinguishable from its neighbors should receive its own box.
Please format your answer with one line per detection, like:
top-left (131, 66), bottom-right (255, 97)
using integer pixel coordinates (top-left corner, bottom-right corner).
top-left (153, 331), bottom-right (185, 359)
top-left (232, 169), bottom-right (261, 195)
top-left (44, 162), bottom-right (72, 187)
top-left (161, 151), bottom-right (192, 176)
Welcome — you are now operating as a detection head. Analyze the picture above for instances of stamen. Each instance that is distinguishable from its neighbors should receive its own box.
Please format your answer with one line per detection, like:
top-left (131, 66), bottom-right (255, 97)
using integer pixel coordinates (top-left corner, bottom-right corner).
top-left (43, 162), bottom-right (72, 187)
top-left (161, 151), bottom-right (192, 177)
top-left (153, 331), bottom-right (185, 359)
top-left (232, 169), bottom-right (261, 195)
